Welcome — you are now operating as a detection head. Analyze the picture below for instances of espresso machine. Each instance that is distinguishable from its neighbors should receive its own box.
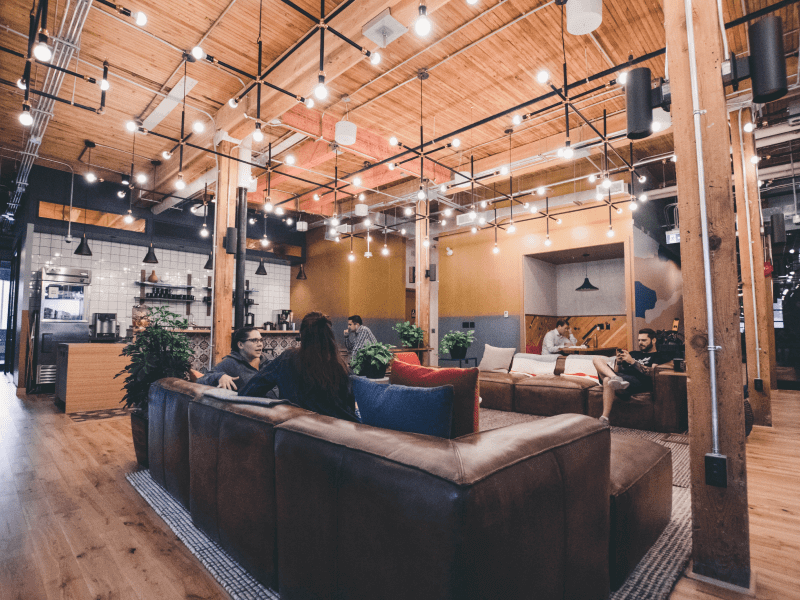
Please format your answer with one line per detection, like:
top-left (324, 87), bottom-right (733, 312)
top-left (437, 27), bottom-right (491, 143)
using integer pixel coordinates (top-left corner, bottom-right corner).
top-left (90, 313), bottom-right (120, 342)
top-left (276, 309), bottom-right (294, 330)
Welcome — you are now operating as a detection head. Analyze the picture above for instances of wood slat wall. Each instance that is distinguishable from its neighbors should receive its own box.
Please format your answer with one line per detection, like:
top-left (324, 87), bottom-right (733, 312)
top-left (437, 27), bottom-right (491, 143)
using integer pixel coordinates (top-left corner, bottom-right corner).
top-left (525, 314), bottom-right (628, 351)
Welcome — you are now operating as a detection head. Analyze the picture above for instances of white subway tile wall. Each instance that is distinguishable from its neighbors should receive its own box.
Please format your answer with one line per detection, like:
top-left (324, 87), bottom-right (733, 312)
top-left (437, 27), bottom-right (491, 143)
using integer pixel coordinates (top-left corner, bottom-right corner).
top-left (29, 233), bottom-right (292, 331)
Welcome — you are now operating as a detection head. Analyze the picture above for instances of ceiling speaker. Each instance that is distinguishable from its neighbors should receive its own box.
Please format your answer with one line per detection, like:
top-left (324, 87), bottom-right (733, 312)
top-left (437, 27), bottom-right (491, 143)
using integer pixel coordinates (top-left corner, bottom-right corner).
top-left (335, 120), bottom-right (357, 146)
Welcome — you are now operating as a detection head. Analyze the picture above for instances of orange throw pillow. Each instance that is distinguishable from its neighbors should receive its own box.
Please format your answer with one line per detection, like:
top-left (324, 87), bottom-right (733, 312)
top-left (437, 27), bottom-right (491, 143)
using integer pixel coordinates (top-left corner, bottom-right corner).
top-left (389, 360), bottom-right (479, 438)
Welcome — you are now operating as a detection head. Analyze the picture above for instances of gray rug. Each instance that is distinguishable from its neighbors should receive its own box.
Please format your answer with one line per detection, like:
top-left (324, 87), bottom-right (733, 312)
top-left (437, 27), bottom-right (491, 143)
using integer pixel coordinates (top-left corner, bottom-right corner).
top-left (128, 413), bottom-right (692, 600)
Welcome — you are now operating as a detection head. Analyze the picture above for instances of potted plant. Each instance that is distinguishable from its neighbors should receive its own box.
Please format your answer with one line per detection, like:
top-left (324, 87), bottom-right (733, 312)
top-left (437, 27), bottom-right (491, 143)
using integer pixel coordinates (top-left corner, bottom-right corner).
top-left (393, 321), bottom-right (425, 348)
top-left (116, 306), bottom-right (193, 467)
top-left (439, 330), bottom-right (476, 360)
top-left (350, 342), bottom-right (394, 379)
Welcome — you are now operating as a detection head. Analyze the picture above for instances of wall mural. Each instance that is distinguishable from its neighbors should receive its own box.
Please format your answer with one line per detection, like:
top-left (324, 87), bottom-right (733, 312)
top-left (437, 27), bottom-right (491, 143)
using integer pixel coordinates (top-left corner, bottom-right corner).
top-left (634, 227), bottom-right (683, 334)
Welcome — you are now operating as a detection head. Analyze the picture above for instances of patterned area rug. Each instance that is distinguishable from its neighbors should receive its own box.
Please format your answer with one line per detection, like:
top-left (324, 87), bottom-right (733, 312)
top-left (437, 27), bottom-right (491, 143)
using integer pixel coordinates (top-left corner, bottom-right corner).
top-left (127, 413), bottom-right (692, 600)
top-left (69, 407), bottom-right (131, 422)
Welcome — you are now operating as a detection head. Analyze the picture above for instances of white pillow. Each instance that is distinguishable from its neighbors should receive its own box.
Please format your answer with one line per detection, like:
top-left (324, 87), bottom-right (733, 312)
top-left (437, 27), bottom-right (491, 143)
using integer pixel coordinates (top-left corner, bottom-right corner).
top-left (510, 356), bottom-right (557, 377)
top-left (478, 344), bottom-right (517, 372)
top-left (562, 355), bottom-right (606, 384)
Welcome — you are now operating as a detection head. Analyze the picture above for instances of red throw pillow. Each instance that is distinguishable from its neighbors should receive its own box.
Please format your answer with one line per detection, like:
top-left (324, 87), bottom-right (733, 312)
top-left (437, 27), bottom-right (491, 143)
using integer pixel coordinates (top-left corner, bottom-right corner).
top-left (389, 360), bottom-right (479, 438)
top-left (393, 352), bottom-right (421, 366)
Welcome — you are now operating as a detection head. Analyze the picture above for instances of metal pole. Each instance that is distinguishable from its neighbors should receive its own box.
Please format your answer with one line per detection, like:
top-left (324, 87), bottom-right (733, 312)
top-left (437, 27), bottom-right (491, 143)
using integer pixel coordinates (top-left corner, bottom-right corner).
top-left (234, 186), bottom-right (247, 329)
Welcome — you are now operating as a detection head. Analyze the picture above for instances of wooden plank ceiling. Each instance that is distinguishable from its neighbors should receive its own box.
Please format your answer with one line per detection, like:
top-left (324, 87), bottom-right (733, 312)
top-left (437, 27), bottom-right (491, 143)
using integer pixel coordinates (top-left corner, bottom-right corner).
top-left (1, 0), bottom-right (797, 222)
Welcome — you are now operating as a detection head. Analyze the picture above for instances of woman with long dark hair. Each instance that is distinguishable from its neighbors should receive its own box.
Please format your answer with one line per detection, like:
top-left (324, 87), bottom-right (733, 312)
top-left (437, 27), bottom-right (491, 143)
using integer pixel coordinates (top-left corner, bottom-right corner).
top-left (238, 311), bottom-right (359, 422)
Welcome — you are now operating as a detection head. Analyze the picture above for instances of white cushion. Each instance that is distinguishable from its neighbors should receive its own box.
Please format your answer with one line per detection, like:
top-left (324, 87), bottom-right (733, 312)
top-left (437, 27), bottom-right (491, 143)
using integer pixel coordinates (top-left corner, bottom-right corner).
top-left (562, 355), bottom-right (611, 384)
top-left (510, 356), bottom-right (557, 377)
top-left (478, 344), bottom-right (517, 372)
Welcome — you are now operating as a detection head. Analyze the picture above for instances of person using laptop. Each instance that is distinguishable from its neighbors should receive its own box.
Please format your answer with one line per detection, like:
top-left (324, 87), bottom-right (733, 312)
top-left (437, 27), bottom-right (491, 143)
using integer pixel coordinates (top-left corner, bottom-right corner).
top-left (541, 319), bottom-right (578, 355)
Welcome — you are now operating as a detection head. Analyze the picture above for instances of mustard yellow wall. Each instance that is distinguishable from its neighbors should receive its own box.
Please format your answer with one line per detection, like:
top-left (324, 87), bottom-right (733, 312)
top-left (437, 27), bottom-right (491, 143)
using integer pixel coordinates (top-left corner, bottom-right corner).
top-left (290, 227), bottom-right (406, 321)
top-left (438, 206), bottom-right (636, 347)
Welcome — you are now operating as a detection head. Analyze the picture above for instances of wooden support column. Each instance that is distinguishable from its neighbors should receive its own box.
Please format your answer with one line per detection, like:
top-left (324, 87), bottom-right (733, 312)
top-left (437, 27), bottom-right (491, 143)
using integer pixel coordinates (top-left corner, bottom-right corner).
top-left (212, 141), bottom-right (236, 364)
top-left (732, 107), bottom-right (773, 425)
top-left (415, 200), bottom-right (430, 366)
top-left (665, 0), bottom-right (751, 588)
top-left (764, 236), bottom-right (778, 389)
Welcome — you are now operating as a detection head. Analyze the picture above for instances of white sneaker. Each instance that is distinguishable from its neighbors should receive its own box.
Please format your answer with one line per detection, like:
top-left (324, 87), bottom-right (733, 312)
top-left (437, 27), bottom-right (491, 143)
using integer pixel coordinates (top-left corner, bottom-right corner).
top-left (599, 416), bottom-right (610, 427)
top-left (605, 376), bottom-right (630, 391)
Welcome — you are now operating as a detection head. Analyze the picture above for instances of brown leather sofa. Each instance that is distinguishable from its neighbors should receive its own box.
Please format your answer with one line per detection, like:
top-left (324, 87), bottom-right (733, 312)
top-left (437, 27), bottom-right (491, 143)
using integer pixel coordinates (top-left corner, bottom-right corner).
top-left (480, 355), bottom-right (687, 433)
top-left (147, 378), bottom-right (673, 598)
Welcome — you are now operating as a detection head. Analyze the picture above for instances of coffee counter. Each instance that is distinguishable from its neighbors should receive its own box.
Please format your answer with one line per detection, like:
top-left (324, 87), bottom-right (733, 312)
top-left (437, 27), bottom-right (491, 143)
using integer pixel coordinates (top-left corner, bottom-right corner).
top-left (55, 343), bottom-right (129, 413)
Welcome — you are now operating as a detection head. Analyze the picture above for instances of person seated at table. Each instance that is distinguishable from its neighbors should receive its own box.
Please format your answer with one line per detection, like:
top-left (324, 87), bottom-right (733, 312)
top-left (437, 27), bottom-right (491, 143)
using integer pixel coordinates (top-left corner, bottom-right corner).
top-left (239, 311), bottom-right (360, 423)
top-left (343, 314), bottom-right (377, 359)
top-left (197, 327), bottom-right (275, 393)
top-left (541, 319), bottom-right (578, 355)
top-left (592, 328), bottom-right (668, 425)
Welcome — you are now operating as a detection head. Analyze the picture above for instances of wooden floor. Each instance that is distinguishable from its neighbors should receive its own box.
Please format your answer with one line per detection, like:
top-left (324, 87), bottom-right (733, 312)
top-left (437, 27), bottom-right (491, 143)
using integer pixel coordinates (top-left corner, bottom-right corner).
top-left (0, 376), bottom-right (798, 600)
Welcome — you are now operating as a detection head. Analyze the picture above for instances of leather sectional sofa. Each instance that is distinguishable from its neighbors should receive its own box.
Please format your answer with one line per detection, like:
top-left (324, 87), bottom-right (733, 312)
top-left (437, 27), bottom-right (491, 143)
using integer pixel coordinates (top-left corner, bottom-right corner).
top-left (480, 353), bottom-right (688, 433)
top-left (147, 377), bottom-right (673, 599)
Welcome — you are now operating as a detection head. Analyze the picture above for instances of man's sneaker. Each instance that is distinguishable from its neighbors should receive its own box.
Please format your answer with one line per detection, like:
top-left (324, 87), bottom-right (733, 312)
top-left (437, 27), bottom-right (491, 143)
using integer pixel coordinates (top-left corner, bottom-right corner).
top-left (599, 416), bottom-right (610, 427)
top-left (605, 375), bottom-right (630, 391)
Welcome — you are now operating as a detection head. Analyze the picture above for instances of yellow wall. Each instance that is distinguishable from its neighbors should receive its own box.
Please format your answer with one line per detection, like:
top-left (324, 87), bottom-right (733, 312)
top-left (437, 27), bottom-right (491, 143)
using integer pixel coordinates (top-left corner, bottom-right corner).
top-left (291, 227), bottom-right (406, 321)
top-left (438, 205), bottom-right (636, 348)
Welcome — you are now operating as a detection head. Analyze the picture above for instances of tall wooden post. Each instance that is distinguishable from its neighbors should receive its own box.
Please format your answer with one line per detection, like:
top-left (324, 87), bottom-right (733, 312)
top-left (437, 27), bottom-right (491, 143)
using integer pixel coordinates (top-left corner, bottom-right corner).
top-left (665, 0), bottom-right (750, 588)
top-left (764, 236), bottom-right (778, 389)
top-left (731, 107), bottom-right (773, 425)
top-left (212, 141), bottom-right (236, 364)
top-left (415, 199), bottom-right (430, 365)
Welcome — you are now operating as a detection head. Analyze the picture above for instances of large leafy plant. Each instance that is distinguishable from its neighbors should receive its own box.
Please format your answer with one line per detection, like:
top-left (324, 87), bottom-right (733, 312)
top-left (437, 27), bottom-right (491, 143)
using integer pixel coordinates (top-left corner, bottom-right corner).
top-left (116, 306), bottom-right (193, 411)
top-left (350, 342), bottom-right (394, 376)
top-left (439, 330), bottom-right (475, 355)
top-left (393, 321), bottom-right (425, 348)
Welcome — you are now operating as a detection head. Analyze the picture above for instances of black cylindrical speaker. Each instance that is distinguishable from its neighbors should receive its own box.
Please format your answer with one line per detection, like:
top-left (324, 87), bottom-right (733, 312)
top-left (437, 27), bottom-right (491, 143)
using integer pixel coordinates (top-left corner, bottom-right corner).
top-left (770, 213), bottom-right (786, 244)
top-left (225, 226), bottom-right (238, 254)
top-left (749, 15), bottom-right (787, 103)
top-left (626, 67), bottom-right (653, 140)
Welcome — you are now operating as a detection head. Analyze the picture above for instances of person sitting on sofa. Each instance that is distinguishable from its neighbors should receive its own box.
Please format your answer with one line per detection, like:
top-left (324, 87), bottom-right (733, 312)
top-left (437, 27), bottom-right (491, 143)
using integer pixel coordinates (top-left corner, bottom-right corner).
top-left (592, 328), bottom-right (668, 425)
top-left (239, 311), bottom-right (360, 423)
top-left (197, 327), bottom-right (275, 393)
top-left (541, 319), bottom-right (578, 355)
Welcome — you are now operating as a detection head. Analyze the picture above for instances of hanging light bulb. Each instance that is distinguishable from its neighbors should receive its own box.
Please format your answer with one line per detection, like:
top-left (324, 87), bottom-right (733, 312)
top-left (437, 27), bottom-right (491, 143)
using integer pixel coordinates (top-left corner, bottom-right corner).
top-left (348, 251), bottom-right (355, 262)
top-left (512, 114), bottom-right (522, 126)
top-left (264, 200), bottom-right (273, 212)
top-left (275, 206), bottom-right (284, 216)
top-left (175, 175), bottom-right (186, 190)
top-left (651, 121), bottom-right (662, 132)
top-left (530, 205), bottom-right (538, 214)
top-left (121, 178), bottom-right (130, 185)
top-left (191, 46), bottom-right (206, 60)
top-left (33, 33), bottom-right (52, 62)
top-left (335, 236), bottom-right (341, 242)
top-left (286, 217), bottom-right (294, 225)
top-left (162, 150), bottom-right (172, 160)
top-left (415, 4), bottom-right (432, 36)
top-left (544, 236), bottom-right (552, 246)
top-left (607, 226), bottom-right (615, 237)
top-left (252, 122), bottom-right (264, 142)
top-left (440, 220), bottom-right (446, 226)
top-left (314, 74), bottom-right (328, 100)
top-left (480, 200), bottom-right (487, 208)
top-left (364, 218), bottom-right (371, 226)
top-left (557, 147), bottom-right (565, 158)
top-left (596, 192), bottom-right (604, 201)
top-left (616, 207), bottom-right (623, 214)
top-left (629, 201), bottom-right (638, 211)
top-left (468, 210), bottom-right (476, 219)
top-left (638, 174), bottom-right (647, 183)
top-left (124, 210), bottom-right (134, 224)
top-left (556, 218), bottom-right (562, 224)
top-left (330, 215), bottom-right (339, 225)
top-left (16, 78), bottom-right (26, 90)
top-left (193, 121), bottom-right (205, 134)
top-left (117, 190), bottom-right (126, 198)
top-left (758, 180), bottom-right (763, 187)
top-left (417, 188), bottom-right (426, 200)
top-left (602, 177), bottom-right (612, 189)
top-left (451, 138), bottom-right (461, 148)
top-left (401, 228), bottom-right (407, 235)
top-left (85, 172), bottom-right (97, 183)
top-left (248, 217), bottom-right (256, 225)
top-left (389, 136), bottom-right (398, 146)
top-left (537, 186), bottom-right (546, 196)
top-left (536, 70), bottom-right (550, 84)
top-left (493, 244), bottom-right (499, 254)
top-left (200, 223), bottom-right (209, 237)
top-left (353, 176), bottom-right (362, 186)
top-left (358, 193), bottom-right (366, 201)
top-left (639, 193), bottom-right (648, 202)
top-left (126, 120), bottom-right (137, 132)
top-left (507, 223), bottom-right (516, 234)
top-left (588, 173), bottom-right (597, 183)
top-left (228, 97), bottom-right (239, 108)
top-left (471, 226), bottom-right (478, 233)
top-left (261, 235), bottom-right (269, 247)
top-left (285, 155), bottom-right (296, 165)
top-left (387, 162), bottom-right (395, 170)
top-left (478, 217), bottom-right (487, 225)
top-left (100, 79), bottom-right (110, 91)
top-left (617, 71), bottom-right (628, 85)
top-left (423, 238), bottom-right (430, 247)
top-left (135, 11), bottom-right (147, 26)
top-left (500, 166), bottom-right (509, 175)
top-left (563, 146), bottom-right (574, 159)
top-left (304, 97), bottom-right (315, 109)
top-left (750, 155), bottom-right (760, 164)
top-left (381, 245), bottom-right (389, 256)
top-left (743, 122), bottom-right (755, 133)
top-left (440, 185), bottom-right (448, 194)
top-left (370, 51), bottom-right (381, 65)
top-left (444, 208), bottom-right (452, 217)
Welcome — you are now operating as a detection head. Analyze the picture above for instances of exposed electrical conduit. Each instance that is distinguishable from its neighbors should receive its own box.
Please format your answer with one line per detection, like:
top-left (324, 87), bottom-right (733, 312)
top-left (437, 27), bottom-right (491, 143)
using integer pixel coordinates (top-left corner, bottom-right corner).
top-left (134, 0), bottom-right (242, 121)
top-left (588, 32), bottom-right (615, 67)
top-left (7, 0), bottom-right (93, 219)
top-left (738, 108), bottom-right (762, 381)
top-left (347, 0), bottom-right (514, 103)
top-left (684, 0), bottom-right (722, 456)
top-left (717, 0), bottom-right (731, 58)
top-left (352, 0), bottom-right (556, 114)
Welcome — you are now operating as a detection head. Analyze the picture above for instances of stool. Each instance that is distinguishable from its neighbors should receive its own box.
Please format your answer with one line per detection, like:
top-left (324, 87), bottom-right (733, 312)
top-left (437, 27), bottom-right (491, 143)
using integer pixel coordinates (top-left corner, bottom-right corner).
top-left (609, 435), bottom-right (673, 590)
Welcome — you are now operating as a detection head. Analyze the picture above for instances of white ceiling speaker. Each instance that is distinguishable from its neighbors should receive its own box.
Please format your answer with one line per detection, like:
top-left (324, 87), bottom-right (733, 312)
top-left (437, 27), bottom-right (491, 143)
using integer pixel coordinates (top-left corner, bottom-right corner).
top-left (566, 0), bottom-right (603, 36)
top-left (335, 119), bottom-right (358, 146)
top-left (296, 220), bottom-right (308, 232)
top-left (354, 203), bottom-right (369, 216)
top-left (362, 9), bottom-right (408, 48)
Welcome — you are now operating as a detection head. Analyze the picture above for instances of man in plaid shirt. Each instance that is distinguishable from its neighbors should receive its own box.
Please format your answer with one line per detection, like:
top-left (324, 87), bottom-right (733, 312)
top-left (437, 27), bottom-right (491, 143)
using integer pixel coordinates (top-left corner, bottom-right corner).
top-left (343, 315), bottom-right (377, 359)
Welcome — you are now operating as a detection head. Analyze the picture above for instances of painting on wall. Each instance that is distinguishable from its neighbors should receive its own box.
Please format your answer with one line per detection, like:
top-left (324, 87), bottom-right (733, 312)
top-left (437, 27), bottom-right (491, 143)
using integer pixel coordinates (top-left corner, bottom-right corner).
top-left (633, 228), bottom-right (683, 334)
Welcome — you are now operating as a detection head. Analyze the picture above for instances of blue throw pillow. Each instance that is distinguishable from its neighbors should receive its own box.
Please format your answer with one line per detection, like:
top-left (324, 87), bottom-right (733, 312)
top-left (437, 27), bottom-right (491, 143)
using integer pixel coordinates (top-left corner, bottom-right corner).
top-left (351, 376), bottom-right (454, 438)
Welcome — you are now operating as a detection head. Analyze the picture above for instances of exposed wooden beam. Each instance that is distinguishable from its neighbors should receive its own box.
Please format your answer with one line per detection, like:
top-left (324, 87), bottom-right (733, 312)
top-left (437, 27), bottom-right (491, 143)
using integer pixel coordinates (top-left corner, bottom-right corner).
top-left (415, 198), bottom-right (430, 366)
top-left (666, 0), bottom-right (750, 589)
top-left (212, 141), bottom-right (236, 364)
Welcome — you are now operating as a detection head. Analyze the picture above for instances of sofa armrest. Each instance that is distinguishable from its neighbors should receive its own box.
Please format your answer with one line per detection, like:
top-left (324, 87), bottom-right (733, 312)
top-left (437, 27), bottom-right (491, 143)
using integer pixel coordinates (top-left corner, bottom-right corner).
top-left (274, 413), bottom-right (610, 600)
top-left (652, 365), bottom-right (688, 432)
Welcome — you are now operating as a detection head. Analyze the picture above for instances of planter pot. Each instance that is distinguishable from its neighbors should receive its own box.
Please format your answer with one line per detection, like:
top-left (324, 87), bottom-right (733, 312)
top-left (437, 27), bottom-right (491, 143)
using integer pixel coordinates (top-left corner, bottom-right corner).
top-left (130, 408), bottom-right (149, 468)
top-left (362, 364), bottom-right (388, 379)
top-left (449, 346), bottom-right (468, 360)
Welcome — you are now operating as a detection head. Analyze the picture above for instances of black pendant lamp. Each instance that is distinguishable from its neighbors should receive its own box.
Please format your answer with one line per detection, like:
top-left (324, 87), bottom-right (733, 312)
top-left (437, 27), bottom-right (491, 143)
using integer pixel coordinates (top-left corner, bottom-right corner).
top-left (143, 243), bottom-right (159, 264)
top-left (204, 252), bottom-right (213, 270)
top-left (74, 233), bottom-right (92, 256)
top-left (255, 258), bottom-right (267, 275)
top-left (296, 264), bottom-right (307, 280)
top-left (576, 254), bottom-right (599, 292)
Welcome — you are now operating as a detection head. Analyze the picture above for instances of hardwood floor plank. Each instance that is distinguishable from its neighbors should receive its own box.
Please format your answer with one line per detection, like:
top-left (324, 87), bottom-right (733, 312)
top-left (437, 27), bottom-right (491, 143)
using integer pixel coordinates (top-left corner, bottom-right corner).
top-left (0, 534), bottom-right (50, 600)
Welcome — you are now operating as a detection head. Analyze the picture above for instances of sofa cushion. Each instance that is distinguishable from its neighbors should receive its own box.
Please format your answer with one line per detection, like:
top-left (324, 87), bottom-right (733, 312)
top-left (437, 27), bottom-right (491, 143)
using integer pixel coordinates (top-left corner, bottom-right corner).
top-left (478, 344), bottom-right (516, 372)
top-left (563, 355), bottom-right (607, 383)
top-left (353, 376), bottom-right (454, 438)
top-left (389, 360), bottom-right (479, 437)
top-left (514, 374), bottom-right (591, 416)
top-left (510, 355), bottom-right (559, 377)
